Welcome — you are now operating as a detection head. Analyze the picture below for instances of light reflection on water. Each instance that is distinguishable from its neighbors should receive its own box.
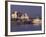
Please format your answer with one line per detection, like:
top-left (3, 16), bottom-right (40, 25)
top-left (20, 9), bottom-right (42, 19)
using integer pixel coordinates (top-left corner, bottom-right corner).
top-left (11, 21), bottom-right (42, 32)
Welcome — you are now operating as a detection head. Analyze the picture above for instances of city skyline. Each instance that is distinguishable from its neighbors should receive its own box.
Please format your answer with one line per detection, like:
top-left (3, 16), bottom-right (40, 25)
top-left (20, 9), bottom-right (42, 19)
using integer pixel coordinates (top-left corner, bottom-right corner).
top-left (11, 5), bottom-right (42, 18)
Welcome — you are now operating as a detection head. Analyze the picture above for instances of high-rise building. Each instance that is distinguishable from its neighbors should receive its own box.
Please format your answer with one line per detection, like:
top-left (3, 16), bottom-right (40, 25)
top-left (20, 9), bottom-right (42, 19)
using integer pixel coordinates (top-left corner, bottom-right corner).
top-left (14, 11), bottom-right (17, 18)
top-left (24, 13), bottom-right (29, 20)
top-left (21, 14), bottom-right (25, 19)
top-left (11, 11), bottom-right (17, 19)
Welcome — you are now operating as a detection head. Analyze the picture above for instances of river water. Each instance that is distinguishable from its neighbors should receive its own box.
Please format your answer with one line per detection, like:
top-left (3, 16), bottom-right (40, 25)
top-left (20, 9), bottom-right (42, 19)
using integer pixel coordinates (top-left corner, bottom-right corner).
top-left (11, 21), bottom-right (41, 32)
